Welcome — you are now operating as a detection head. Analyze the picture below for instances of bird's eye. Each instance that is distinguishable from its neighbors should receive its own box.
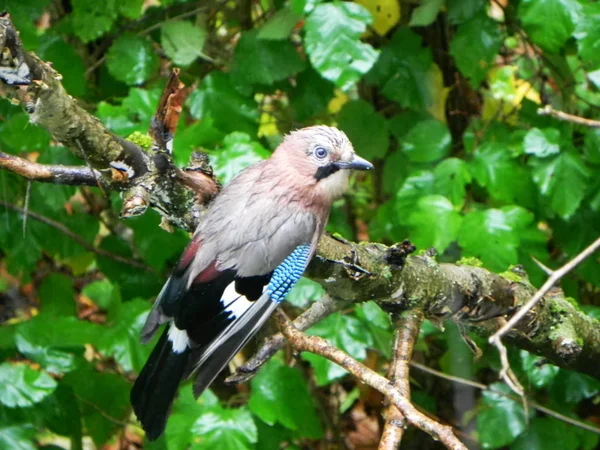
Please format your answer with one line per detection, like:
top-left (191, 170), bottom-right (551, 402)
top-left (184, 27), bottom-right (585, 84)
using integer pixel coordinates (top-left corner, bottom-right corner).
top-left (314, 147), bottom-right (328, 159)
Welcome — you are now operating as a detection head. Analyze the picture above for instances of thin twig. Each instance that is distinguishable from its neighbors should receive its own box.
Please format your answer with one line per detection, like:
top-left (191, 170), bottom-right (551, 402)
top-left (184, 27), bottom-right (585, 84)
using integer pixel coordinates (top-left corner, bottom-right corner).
top-left (0, 200), bottom-right (155, 272)
top-left (411, 362), bottom-right (600, 436)
top-left (274, 310), bottom-right (467, 450)
top-left (379, 310), bottom-right (423, 450)
top-left (537, 105), bottom-right (600, 128)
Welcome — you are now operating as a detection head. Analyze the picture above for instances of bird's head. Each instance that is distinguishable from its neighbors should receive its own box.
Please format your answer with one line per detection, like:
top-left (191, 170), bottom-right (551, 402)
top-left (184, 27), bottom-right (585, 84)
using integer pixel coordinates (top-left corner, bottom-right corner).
top-left (275, 126), bottom-right (374, 201)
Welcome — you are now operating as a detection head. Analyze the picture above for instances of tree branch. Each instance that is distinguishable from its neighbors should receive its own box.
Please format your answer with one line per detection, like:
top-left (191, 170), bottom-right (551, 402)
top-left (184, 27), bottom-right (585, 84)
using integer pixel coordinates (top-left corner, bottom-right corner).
top-left (537, 105), bottom-right (600, 128)
top-left (274, 310), bottom-right (467, 450)
top-left (379, 309), bottom-right (423, 450)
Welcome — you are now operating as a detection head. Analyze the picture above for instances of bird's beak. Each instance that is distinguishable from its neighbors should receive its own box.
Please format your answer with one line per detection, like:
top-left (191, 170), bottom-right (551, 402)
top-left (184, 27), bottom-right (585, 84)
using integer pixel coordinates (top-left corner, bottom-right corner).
top-left (334, 155), bottom-right (374, 171)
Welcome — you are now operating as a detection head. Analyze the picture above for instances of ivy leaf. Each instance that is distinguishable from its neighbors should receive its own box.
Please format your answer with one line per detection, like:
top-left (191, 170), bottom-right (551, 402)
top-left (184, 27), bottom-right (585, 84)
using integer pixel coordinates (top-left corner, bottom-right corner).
top-left (304, 2), bottom-right (379, 91)
top-left (303, 312), bottom-right (373, 385)
top-left (338, 100), bottom-right (389, 160)
top-left (366, 28), bottom-right (436, 110)
top-left (449, 13), bottom-right (502, 87)
top-left (520, 350), bottom-right (559, 389)
top-left (161, 20), bottom-right (206, 66)
top-left (532, 152), bottom-right (590, 219)
top-left (524, 128), bottom-right (561, 157)
top-left (191, 403), bottom-right (257, 450)
top-left (258, 7), bottom-right (300, 40)
top-left (187, 72), bottom-right (259, 136)
top-left (409, 0), bottom-right (444, 27)
top-left (518, 0), bottom-right (582, 53)
top-left (209, 132), bottom-right (270, 184)
top-left (458, 206), bottom-right (534, 271)
top-left (71, 0), bottom-right (117, 43)
top-left (231, 30), bottom-right (305, 88)
top-left (249, 358), bottom-right (323, 438)
top-left (477, 383), bottom-right (527, 449)
top-left (407, 195), bottom-right (462, 253)
top-left (574, 3), bottom-right (600, 69)
top-left (0, 363), bottom-right (57, 408)
top-left (433, 158), bottom-right (472, 208)
top-left (402, 119), bottom-right (451, 162)
top-left (512, 417), bottom-right (579, 450)
top-left (106, 34), bottom-right (159, 85)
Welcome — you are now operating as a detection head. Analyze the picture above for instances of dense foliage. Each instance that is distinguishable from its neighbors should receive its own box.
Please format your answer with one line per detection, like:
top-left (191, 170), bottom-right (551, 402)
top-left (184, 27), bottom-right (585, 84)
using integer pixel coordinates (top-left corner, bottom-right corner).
top-left (0, 0), bottom-right (599, 448)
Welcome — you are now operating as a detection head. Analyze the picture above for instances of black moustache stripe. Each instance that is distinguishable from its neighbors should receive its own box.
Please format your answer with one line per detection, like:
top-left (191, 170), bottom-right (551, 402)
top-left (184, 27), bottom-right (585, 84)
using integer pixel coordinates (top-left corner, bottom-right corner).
top-left (314, 163), bottom-right (340, 181)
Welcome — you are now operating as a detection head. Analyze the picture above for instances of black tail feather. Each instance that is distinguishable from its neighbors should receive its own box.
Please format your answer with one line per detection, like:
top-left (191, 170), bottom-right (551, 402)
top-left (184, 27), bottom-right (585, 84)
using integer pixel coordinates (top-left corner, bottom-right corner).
top-left (130, 329), bottom-right (190, 441)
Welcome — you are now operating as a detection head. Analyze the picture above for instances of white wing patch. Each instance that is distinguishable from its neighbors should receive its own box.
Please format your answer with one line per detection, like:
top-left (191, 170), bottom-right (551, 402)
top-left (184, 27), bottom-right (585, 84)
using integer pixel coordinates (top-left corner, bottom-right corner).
top-left (167, 322), bottom-right (190, 354)
top-left (221, 282), bottom-right (257, 318)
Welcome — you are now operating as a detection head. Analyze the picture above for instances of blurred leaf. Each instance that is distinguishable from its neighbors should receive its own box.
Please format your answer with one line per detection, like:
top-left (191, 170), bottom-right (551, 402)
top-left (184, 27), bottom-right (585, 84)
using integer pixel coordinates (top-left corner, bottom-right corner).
top-left (249, 358), bottom-right (323, 438)
top-left (106, 34), bottom-right (159, 85)
top-left (14, 333), bottom-right (78, 376)
top-left (0, 363), bottom-right (57, 407)
top-left (402, 119), bottom-right (451, 162)
top-left (191, 402), bottom-right (257, 450)
top-left (0, 423), bottom-right (36, 450)
top-left (287, 278), bottom-right (325, 308)
top-left (118, 0), bottom-right (143, 19)
top-left (289, 68), bottom-right (334, 122)
top-left (366, 28), bottom-right (435, 110)
top-left (354, 301), bottom-right (392, 357)
top-left (71, 0), bottom-right (116, 43)
top-left (407, 195), bottom-right (462, 253)
top-left (550, 369), bottom-right (600, 404)
top-left (519, 350), bottom-right (559, 389)
top-left (458, 206), bottom-right (534, 271)
top-left (583, 128), bottom-right (600, 164)
top-left (574, 3), bottom-right (600, 69)
top-left (523, 128), bottom-right (560, 157)
top-left (532, 152), bottom-right (590, 219)
top-left (38, 273), bottom-right (75, 318)
top-left (304, 2), bottom-right (379, 90)
top-left (354, 0), bottom-right (400, 36)
top-left (187, 72), bottom-right (259, 136)
top-left (518, 0), bottom-right (582, 53)
top-left (38, 36), bottom-right (87, 97)
top-left (396, 170), bottom-right (436, 218)
top-left (258, 7), bottom-right (300, 40)
top-left (231, 30), bottom-right (305, 89)
top-left (81, 279), bottom-right (121, 311)
top-left (173, 118), bottom-right (225, 166)
top-left (409, 0), bottom-right (443, 27)
top-left (303, 312), bottom-right (373, 385)
top-left (446, 0), bottom-right (485, 24)
top-left (0, 113), bottom-right (51, 153)
top-left (161, 20), bottom-right (206, 66)
top-left (511, 417), bottom-right (579, 450)
top-left (433, 158), bottom-right (472, 208)
top-left (449, 13), bottom-right (502, 87)
top-left (338, 100), bottom-right (389, 160)
top-left (477, 383), bottom-right (527, 449)
top-left (209, 132), bottom-right (270, 184)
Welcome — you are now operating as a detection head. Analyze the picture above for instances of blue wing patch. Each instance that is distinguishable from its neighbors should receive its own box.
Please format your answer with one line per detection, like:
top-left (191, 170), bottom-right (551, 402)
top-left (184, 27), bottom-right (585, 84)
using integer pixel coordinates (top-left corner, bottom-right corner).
top-left (267, 244), bottom-right (311, 303)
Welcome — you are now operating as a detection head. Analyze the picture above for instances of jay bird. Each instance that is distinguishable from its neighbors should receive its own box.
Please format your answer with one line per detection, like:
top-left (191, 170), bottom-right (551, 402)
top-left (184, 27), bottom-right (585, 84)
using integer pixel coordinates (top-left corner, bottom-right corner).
top-left (131, 126), bottom-right (373, 440)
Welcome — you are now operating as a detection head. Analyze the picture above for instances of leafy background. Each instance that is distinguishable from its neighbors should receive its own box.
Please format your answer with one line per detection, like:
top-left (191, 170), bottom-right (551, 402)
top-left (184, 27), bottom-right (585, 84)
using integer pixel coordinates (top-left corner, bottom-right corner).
top-left (1, 0), bottom-right (600, 448)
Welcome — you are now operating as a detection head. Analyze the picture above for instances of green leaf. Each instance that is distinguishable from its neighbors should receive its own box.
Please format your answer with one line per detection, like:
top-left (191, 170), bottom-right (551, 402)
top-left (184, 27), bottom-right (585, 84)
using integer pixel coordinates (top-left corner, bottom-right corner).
top-left (449, 13), bottom-right (502, 87)
top-left (71, 0), bottom-right (117, 43)
top-left (458, 206), bottom-right (534, 271)
top-left (396, 170), bottom-right (436, 218)
top-left (354, 301), bottom-right (392, 358)
top-left (14, 333), bottom-right (78, 376)
top-left (231, 30), bottom-right (305, 89)
top-left (446, 0), bottom-right (485, 24)
top-left (574, 3), bottom-right (600, 69)
top-left (38, 273), bottom-right (75, 318)
top-left (402, 119), bottom-right (451, 162)
top-left (165, 387), bottom-right (219, 448)
top-left (523, 128), bottom-right (561, 157)
top-left (407, 195), bottom-right (462, 253)
top-left (0, 363), bottom-right (57, 407)
top-left (550, 369), bottom-right (600, 404)
top-left (172, 118), bottom-right (225, 166)
top-left (409, 0), bottom-right (444, 27)
top-left (470, 142), bottom-right (535, 207)
top-left (518, 0), bottom-right (582, 53)
top-left (512, 417), bottom-right (579, 450)
top-left (97, 298), bottom-right (152, 373)
top-left (303, 312), bottom-right (373, 385)
top-left (433, 158), bottom-right (472, 208)
top-left (106, 34), bottom-right (159, 85)
top-left (0, 112), bottom-right (51, 153)
top-left (532, 152), bottom-right (590, 219)
top-left (161, 20), bottom-right (206, 66)
top-left (289, 68), bottom-right (335, 122)
top-left (258, 7), bottom-right (301, 40)
top-left (82, 279), bottom-right (121, 311)
top-left (519, 350), bottom-right (559, 389)
top-left (209, 132), bottom-right (270, 184)
top-left (249, 358), bottom-right (323, 438)
top-left (477, 383), bottom-right (527, 449)
top-left (38, 36), bottom-right (87, 97)
top-left (338, 100), bottom-right (389, 160)
top-left (118, 0), bottom-right (143, 19)
top-left (583, 128), bottom-right (600, 164)
top-left (287, 278), bottom-right (325, 308)
top-left (366, 28), bottom-right (435, 110)
top-left (0, 423), bottom-right (36, 450)
top-left (191, 404), bottom-right (257, 450)
top-left (187, 72), bottom-right (259, 136)
top-left (304, 2), bottom-right (379, 90)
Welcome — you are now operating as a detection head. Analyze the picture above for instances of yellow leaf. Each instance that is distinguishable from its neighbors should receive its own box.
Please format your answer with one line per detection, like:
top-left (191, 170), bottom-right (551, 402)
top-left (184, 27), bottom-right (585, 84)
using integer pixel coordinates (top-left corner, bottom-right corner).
top-left (258, 112), bottom-right (279, 137)
top-left (355, 0), bottom-right (401, 36)
top-left (426, 63), bottom-right (450, 123)
top-left (328, 89), bottom-right (350, 114)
